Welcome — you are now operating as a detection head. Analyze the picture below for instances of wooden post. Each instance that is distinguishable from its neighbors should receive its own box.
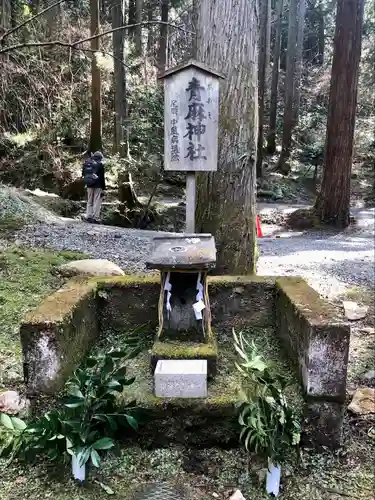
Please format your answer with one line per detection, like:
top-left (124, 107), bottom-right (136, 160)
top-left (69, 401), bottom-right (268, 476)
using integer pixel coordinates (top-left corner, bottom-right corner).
top-left (186, 172), bottom-right (196, 232)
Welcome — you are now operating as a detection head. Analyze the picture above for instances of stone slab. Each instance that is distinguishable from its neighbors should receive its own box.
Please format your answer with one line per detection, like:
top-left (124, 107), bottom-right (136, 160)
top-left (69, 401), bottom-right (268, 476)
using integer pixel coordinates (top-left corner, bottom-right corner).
top-left (151, 334), bottom-right (218, 377)
top-left (303, 400), bottom-right (344, 449)
top-left (97, 276), bottom-right (276, 337)
top-left (154, 359), bottom-right (207, 398)
top-left (20, 281), bottom-right (99, 395)
top-left (209, 276), bottom-right (275, 328)
top-left (146, 234), bottom-right (216, 270)
top-left (275, 277), bottom-right (350, 403)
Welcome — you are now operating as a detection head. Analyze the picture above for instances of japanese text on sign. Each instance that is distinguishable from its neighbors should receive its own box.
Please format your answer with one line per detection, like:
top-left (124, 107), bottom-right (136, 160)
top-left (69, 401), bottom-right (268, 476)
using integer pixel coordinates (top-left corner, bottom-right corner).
top-left (184, 77), bottom-right (207, 161)
top-left (170, 100), bottom-right (180, 162)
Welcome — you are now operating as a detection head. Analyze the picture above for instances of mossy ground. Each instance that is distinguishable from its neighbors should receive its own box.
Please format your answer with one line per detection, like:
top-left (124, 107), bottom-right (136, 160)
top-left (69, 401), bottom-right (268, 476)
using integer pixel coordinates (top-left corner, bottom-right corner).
top-left (120, 334), bottom-right (239, 412)
top-left (0, 214), bottom-right (26, 236)
top-left (0, 439), bottom-right (374, 499)
top-left (0, 246), bottom-right (85, 386)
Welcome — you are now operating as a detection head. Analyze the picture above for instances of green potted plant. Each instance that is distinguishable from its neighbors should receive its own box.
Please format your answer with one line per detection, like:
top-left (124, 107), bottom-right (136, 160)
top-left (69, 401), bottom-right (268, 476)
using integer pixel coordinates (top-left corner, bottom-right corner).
top-left (233, 330), bottom-right (301, 496)
top-left (0, 348), bottom-right (139, 481)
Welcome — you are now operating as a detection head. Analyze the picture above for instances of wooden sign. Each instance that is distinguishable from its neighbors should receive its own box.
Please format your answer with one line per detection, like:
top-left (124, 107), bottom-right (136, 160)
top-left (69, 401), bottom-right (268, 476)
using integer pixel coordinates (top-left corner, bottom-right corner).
top-left (160, 60), bottom-right (224, 172)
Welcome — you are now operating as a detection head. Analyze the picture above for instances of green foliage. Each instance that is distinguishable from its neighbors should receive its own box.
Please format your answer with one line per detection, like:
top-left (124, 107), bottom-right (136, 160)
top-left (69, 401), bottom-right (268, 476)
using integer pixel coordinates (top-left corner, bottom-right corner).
top-left (128, 81), bottom-right (163, 163)
top-left (0, 348), bottom-right (139, 470)
top-left (233, 330), bottom-right (301, 463)
top-left (0, 413), bottom-right (27, 463)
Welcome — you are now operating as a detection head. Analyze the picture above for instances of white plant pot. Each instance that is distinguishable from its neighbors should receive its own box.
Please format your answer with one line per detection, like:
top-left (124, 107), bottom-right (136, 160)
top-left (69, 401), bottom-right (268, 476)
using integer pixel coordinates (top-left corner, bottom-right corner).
top-left (266, 461), bottom-right (281, 497)
top-left (72, 454), bottom-right (86, 481)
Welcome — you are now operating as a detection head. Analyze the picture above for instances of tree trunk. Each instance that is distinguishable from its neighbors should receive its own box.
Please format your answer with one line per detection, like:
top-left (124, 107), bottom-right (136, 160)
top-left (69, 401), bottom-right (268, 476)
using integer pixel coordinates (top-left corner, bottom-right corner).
top-left (128, 0), bottom-right (136, 40)
top-left (118, 172), bottom-right (140, 210)
top-left (89, 0), bottom-right (102, 152)
top-left (157, 0), bottom-right (169, 75)
top-left (111, 0), bottom-right (128, 156)
top-left (135, 0), bottom-right (143, 55)
top-left (191, 0), bottom-right (198, 58)
top-left (196, 0), bottom-right (258, 274)
top-left (266, 0), bottom-right (284, 154)
top-left (293, 0), bottom-right (307, 126)
top-left (277, 0), bottom-right (298, 169)
top-left (10, 0), bottom-right (17, 27)
top-left (45, 0), bottom-right (62, 39)
top-left (257, 0), bottom-right (271, 177)
top-left (265, 0), bottom-right (271, 83)
top-left (0, 0), bottom-right (11, 30)
top-left (315, 0), bottom-right (364, 227)
top-left (147, 1), bottom-right (155, 57)
top-left (317, 0), bottom-right (325, 65)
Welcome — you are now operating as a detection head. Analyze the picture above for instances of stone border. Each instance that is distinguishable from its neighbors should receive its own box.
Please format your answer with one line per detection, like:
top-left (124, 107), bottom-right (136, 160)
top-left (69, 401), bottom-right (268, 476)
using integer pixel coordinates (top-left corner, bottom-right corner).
top-left (20, 280), bottom-right (99, 395)
top-left (275, 277), bottom-right (350, 447)
top-left (19, 275), bottom-right (350, 448)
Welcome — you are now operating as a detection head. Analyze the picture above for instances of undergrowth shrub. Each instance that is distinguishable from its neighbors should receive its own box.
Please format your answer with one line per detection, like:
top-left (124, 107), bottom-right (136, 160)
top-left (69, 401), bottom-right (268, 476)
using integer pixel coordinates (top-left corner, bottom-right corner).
top-left (0, 347), bottom-right (141, 471)
top-left (233, 330), bottom-right (301, 464)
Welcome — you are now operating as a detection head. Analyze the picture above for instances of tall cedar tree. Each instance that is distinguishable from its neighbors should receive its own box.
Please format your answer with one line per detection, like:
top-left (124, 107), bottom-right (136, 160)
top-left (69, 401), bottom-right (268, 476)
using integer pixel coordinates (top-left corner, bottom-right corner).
top-left (315, 0), bottom-right (365, 227)
top-left (267, 0), bottom-right (284, 154)
top-left (257, 0), bottom-right (271, 177)
top-left (89, 0), bottom-right (102, 152)
top-left (195, 0), bottom-right (258, 274)
top-left (111, 0), bottom-right (128, 156)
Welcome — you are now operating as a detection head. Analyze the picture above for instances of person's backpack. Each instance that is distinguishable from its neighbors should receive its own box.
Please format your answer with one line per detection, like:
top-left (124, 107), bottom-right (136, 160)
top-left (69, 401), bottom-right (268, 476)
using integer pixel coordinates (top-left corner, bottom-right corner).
top-left (82, 159), bottom-right (100, 187)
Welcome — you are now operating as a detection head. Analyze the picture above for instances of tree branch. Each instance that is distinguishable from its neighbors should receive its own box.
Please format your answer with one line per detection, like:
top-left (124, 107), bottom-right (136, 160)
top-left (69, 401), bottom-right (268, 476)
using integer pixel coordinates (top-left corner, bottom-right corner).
top-left (0, 21), bottom-right (195, 55)
top-left (73, 21), bottom-right (193, 47)
top-left (0, 0), bottom-right (67, 44)
top-left (0, 40), bottom-right (72, 54)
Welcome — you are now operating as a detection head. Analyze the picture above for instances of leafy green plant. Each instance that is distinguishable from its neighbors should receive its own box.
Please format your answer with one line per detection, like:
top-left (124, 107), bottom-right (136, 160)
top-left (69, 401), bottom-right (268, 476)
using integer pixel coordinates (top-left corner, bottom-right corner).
top-left (0, 413), bottom-right (27, 463)
top-left (233, 330), bottom-right (301, 463)
top-left (0, 348), bottom-right (139, 471)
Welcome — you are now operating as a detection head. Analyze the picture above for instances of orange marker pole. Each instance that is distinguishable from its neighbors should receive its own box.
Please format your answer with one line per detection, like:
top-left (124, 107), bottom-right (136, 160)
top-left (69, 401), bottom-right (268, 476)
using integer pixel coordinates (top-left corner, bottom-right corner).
top-left (256, 216), bottom-right (263, 238)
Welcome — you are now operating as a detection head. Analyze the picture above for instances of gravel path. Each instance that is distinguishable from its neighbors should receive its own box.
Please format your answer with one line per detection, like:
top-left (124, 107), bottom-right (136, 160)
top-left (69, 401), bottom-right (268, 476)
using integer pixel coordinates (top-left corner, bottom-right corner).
top-left (16, 221), bottom-right (160, 275)
top-left (14, 204), bottom-right (374, 299)
top-left (257, 205), bottom-right (374, 298)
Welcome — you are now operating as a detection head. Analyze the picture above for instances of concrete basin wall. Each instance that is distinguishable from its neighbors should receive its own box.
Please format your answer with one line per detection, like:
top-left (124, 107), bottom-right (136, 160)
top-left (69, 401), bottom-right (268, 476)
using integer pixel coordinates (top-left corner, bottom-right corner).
top-left (19, 274), bottom-right (350, 448)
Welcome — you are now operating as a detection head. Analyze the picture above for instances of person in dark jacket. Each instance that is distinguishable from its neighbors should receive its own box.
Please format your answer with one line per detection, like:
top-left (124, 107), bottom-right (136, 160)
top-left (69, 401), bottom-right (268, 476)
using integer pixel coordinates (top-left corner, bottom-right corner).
top-left (82, 150), bottom-right (106, 223)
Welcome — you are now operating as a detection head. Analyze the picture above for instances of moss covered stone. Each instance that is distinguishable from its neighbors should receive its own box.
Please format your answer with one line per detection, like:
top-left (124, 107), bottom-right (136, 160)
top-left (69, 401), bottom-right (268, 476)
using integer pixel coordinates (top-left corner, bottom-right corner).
top-left (18, 272), bottom-right (347, 450)
top-left (95, 274), bottom-right (277, 335)
top-left (208, 275), bottom-right (275, 329)
top-left (118, 339), bottom-right (242, 447)
top-left (275, 277), bottom-right (350, 448)
top-left (151, 327), bottom-right (218, 376)
top-left (23, 280), bottom-right (98, 324)
top-left (275, 277), bottom-right (342, 323)
top-left (97, 275), bottom-right (160, 334)
top-left (20, 280), bottom-right (99, 395)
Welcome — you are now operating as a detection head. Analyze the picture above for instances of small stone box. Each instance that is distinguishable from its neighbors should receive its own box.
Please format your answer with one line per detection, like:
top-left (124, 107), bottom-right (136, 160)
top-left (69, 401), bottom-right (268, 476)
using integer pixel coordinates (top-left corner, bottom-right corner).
top-left (154, 359), bottom-right (208, 398)
top-left (146, 234), bottom-right (216, 341)
top-left (146, 233), bottom-right (216, 271)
